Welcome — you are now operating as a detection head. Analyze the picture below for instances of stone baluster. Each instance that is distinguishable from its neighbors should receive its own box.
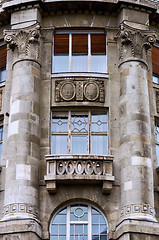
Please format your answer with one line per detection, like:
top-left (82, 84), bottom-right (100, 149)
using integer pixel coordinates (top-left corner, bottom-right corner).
top-left (117, 23), bottom-right (157, 221)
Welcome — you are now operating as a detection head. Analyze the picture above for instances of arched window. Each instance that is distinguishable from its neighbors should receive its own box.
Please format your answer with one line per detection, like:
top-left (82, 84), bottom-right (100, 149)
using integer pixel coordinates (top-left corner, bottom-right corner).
top-left (50, 204), bottom-right (108, 240)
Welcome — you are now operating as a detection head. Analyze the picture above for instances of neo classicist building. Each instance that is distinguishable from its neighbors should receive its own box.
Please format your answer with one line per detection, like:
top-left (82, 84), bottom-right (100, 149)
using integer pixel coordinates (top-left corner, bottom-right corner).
top-left (0, 0), bottom-right (159, 239)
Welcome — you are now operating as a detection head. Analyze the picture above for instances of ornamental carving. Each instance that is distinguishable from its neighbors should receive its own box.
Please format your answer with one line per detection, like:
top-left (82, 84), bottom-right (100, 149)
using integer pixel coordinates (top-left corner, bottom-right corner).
top-left (3, 24), bottom-right (41, 61)
top-left (120, 204), bottom-right (155, 218)
top-left (3, 203), bottom-right (38, 217)
top-left (55, 79), bottom-right (105, 103)
top-left (116, 23), bottom-right (156, 62)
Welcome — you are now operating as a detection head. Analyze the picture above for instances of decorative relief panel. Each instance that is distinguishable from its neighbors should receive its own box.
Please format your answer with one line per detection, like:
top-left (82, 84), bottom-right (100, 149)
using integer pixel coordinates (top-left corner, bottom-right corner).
top-left (55, 78), bottom-right (105, 103)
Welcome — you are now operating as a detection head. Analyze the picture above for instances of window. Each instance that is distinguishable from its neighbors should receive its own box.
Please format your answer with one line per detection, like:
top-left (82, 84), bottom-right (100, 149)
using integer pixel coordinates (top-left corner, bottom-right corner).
top-left (0, 43), bottom-right (7, 83)
top-left (155, 119), bottom-right (159, 165)
top-left (153, 74), bottom-right (159, 84)
top-left (50, 204), bottom-right (108, 240)
top-left (53, 32), bottom-right (107, 73)
top-left (0, 120), bottom-right (3, 161)
top-left (51, 111), bottom-right (107, 155)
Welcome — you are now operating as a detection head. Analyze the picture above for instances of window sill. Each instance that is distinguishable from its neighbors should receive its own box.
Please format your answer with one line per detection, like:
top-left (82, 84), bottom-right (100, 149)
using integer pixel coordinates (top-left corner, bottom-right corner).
top-left (44, 154), bottom-right (115, 194)
top-left (51, 72), bottom-right (109, 79)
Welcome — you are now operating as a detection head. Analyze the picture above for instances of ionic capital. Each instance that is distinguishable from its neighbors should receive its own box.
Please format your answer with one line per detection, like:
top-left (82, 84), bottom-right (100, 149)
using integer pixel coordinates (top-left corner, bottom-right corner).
top-left (116, 22), bottom-right (156, 63)
top-left (3, 24), bottom-right (41, 61)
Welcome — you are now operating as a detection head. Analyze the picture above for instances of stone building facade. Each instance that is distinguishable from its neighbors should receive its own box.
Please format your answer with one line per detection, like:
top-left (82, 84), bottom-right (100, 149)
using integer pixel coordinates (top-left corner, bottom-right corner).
top-left (0, 0), bottom-right (159, 239)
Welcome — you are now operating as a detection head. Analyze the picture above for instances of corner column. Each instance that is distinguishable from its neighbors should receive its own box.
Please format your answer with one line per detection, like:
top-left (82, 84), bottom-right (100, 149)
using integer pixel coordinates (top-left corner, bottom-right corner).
top-left (0, 24), bottom-right (42, 239)
top-left (117, 23), bottom-right (156, 222)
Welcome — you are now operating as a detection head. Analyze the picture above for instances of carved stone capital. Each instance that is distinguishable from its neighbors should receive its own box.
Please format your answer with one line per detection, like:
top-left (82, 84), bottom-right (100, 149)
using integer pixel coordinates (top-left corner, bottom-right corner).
top-left (3, 24), bottom-right (41, 61)
top-left (116, 23), bottom-right (156, 63)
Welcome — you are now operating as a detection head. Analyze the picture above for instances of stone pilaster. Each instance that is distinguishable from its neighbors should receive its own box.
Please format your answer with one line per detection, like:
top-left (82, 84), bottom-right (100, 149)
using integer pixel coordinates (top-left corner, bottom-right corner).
top-left (117, 22), bottom-right (156, 222)
top-left (2, 24), bottom-right (41, 223)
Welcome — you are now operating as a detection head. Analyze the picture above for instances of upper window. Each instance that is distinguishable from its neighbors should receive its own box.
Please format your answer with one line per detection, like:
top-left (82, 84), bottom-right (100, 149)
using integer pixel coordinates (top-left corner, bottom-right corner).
top-left (53, 32), bottom-right (107, 73)
top-left (0, 120), bottom-right (3, 162)
top-left (51, 111), bottom-right (108, 155)
top-left (50, 204), bottom-right (108, 240)
top-left (0, 42), bottom-right (7, 83)
top-left (155, 119), bottom-right (159, 166)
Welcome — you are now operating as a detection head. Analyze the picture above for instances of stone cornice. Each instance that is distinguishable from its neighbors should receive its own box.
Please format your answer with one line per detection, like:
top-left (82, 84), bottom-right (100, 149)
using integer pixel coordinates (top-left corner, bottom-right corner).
top-left (3, 23), bottom-right (41, 61)
top-left (116, 22), bottom-right (156, 64)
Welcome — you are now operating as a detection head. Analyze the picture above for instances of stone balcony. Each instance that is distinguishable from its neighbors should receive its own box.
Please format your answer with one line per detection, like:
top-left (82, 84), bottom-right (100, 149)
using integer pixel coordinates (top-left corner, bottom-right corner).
top-left (44, 154), bottom-right (115, 194)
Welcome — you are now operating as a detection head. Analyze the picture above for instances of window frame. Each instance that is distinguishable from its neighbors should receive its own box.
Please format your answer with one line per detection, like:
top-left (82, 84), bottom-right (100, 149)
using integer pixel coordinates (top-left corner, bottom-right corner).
top-left (51, 110), bottom-right (108, 155)
top-left (50, 203), bottom-right (108, 240)
top-left (52, 30), bottom-right (107, 74)
top-left (0, 41), bottom-right (7, 83)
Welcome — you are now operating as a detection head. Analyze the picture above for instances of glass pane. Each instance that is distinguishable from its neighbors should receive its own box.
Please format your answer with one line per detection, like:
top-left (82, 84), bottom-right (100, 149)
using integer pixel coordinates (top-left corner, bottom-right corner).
top-left (153, 75), bottom-right (159, 84)
top-left (51, 224), bottom-right (58, 235)
top-left (71, 212), bottom-right (78, 221)
top-left (91, 55), bottom-right (106, 73)
top-left (53, 55), bottom-right (69, 73)
top-left (59, 214), bottom-right (66, 224)
top-left (92, 235), bottom-right (99, 240)
top-left (70, 225), bottom-right (74, 235)
top-left (52, 135), bottom-right (67, 154)
top-left (91, 135), bottom-right (107, 155)
top-left (50, 236), bottom-right (58, 240)
top-left (0, 69), bottom-right (6, 82)
top-left (92, 114), bottom-right (107, 132)
top-left (72, 55), bottom-right (88, 72)
top-left (100, 215), bottom-right (105, 224)
top-left (60, 236), bottom-right (66, 240)
top-left (92, 225), bottom-right (99, 235)
top-left (92, 215), bottom-right (100, 224)
top-left (92, 208), bottom-right (98, 215)
top-left (72, 136), bottom-right (87, 154)
top-left (156, 144), bottom-right (159, 166)
top-left (0, 126), bottom-right (3, 141)
top-left (100, 225), bottom-right (107, 234)
top-left (75, 224), bottom-right (83, 234)
top-left (52, 117), bottom-right (68, 133)
top-left (59, 225), bottom-right (66, 234)
top-left (71, 115), bottom-right (88, 133)
top-left (155, 125), bottom-right (159, 142)
top-left (100, 235), bottom-right (107, 240)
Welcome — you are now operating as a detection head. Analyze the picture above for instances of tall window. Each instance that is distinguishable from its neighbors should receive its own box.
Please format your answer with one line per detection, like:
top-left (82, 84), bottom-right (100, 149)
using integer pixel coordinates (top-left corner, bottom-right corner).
top-left (51, 111), bottom-right (107, 155)
top-left (152, 43), bottom-right (159, 84)
top-left (155, 119), bottom-right (159, 165)
top-left (0, 120), bottom-right (3, 161)
top-left (0, 42), bottom-right (7, 83)
top-left (53, 32), bottom-right (107, 73)
top-left (50, 204), bottom-right (108, 240)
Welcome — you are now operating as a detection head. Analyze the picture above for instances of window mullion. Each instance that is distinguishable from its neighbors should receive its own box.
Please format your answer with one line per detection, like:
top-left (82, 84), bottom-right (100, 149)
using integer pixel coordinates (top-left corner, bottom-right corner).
top-left (88, 111), bottom-right (91, 154)
top-left (68, 111), bottom-right (71, 154)
top-left (88, 33), bottom-right (91, 72)
top-left (69, 33), bottom-right (72, 72)
top-left (88, 205), bottom-right (92, 240)
top-left (66, 206), bottom-right (70, 240)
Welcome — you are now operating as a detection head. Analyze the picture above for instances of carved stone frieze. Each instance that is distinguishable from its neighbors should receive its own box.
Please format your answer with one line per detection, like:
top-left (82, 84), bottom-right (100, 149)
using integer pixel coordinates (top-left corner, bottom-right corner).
top-left (55, 78), bottom-right (105, 103)
top-left (120, 204), bottom-right (155, 218)
top-left (3, 203), bottom-right (38, 217)
top-left (156, 91), bottom-right (159, 113)
top-left (3, 24), bottom-right (41, 61)
top-left (116, 23), bottom-right (156, 62)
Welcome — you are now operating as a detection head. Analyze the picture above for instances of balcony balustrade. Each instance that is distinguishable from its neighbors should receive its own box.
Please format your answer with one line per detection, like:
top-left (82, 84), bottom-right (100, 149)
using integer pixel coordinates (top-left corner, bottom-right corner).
top-left (44, 154), bottom-right (115, 194)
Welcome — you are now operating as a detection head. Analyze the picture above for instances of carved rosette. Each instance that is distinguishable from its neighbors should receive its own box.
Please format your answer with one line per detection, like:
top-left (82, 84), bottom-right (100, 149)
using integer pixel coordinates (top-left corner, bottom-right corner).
top-left (116, 23), bottom-right (156, 63)
top-left (3, 24), bottom-right (41, 61)
top-left (55, 78), bottom-right (105, 103)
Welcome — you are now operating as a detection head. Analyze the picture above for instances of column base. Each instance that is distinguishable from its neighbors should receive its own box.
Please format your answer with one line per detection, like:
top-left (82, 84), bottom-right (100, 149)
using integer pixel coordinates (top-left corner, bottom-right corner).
top-left (115, 219), bottom-right (159, 240)
top-left (0, 218), bottom-right (42, 239)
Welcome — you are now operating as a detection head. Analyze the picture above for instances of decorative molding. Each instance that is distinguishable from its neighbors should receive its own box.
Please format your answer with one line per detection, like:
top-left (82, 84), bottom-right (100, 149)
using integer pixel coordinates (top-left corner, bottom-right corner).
top-left (120, 204), bottom-right (155, 218)
top-left (3, 203), bottom-right (38, 217)
top-left (116, 23), bottom-right (156, 63)
top-left (3, 24), bottom-right (41, 61)
top-left (55, 78), bottom-right (105, 103)
top-left (156, 91), bottom-right (159, 114)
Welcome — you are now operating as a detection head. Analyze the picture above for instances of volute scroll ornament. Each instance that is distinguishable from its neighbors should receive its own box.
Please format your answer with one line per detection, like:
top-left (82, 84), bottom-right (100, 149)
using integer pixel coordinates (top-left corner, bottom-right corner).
top-left (3, 24), bottom-right (41, 61)
top-left (116, 22), bottom-right (156, 63)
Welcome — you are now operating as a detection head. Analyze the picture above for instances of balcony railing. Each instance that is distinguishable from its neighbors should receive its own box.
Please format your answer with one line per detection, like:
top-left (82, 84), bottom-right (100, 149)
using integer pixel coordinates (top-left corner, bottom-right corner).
top-left (44, 154), bottom-right (115, 194)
